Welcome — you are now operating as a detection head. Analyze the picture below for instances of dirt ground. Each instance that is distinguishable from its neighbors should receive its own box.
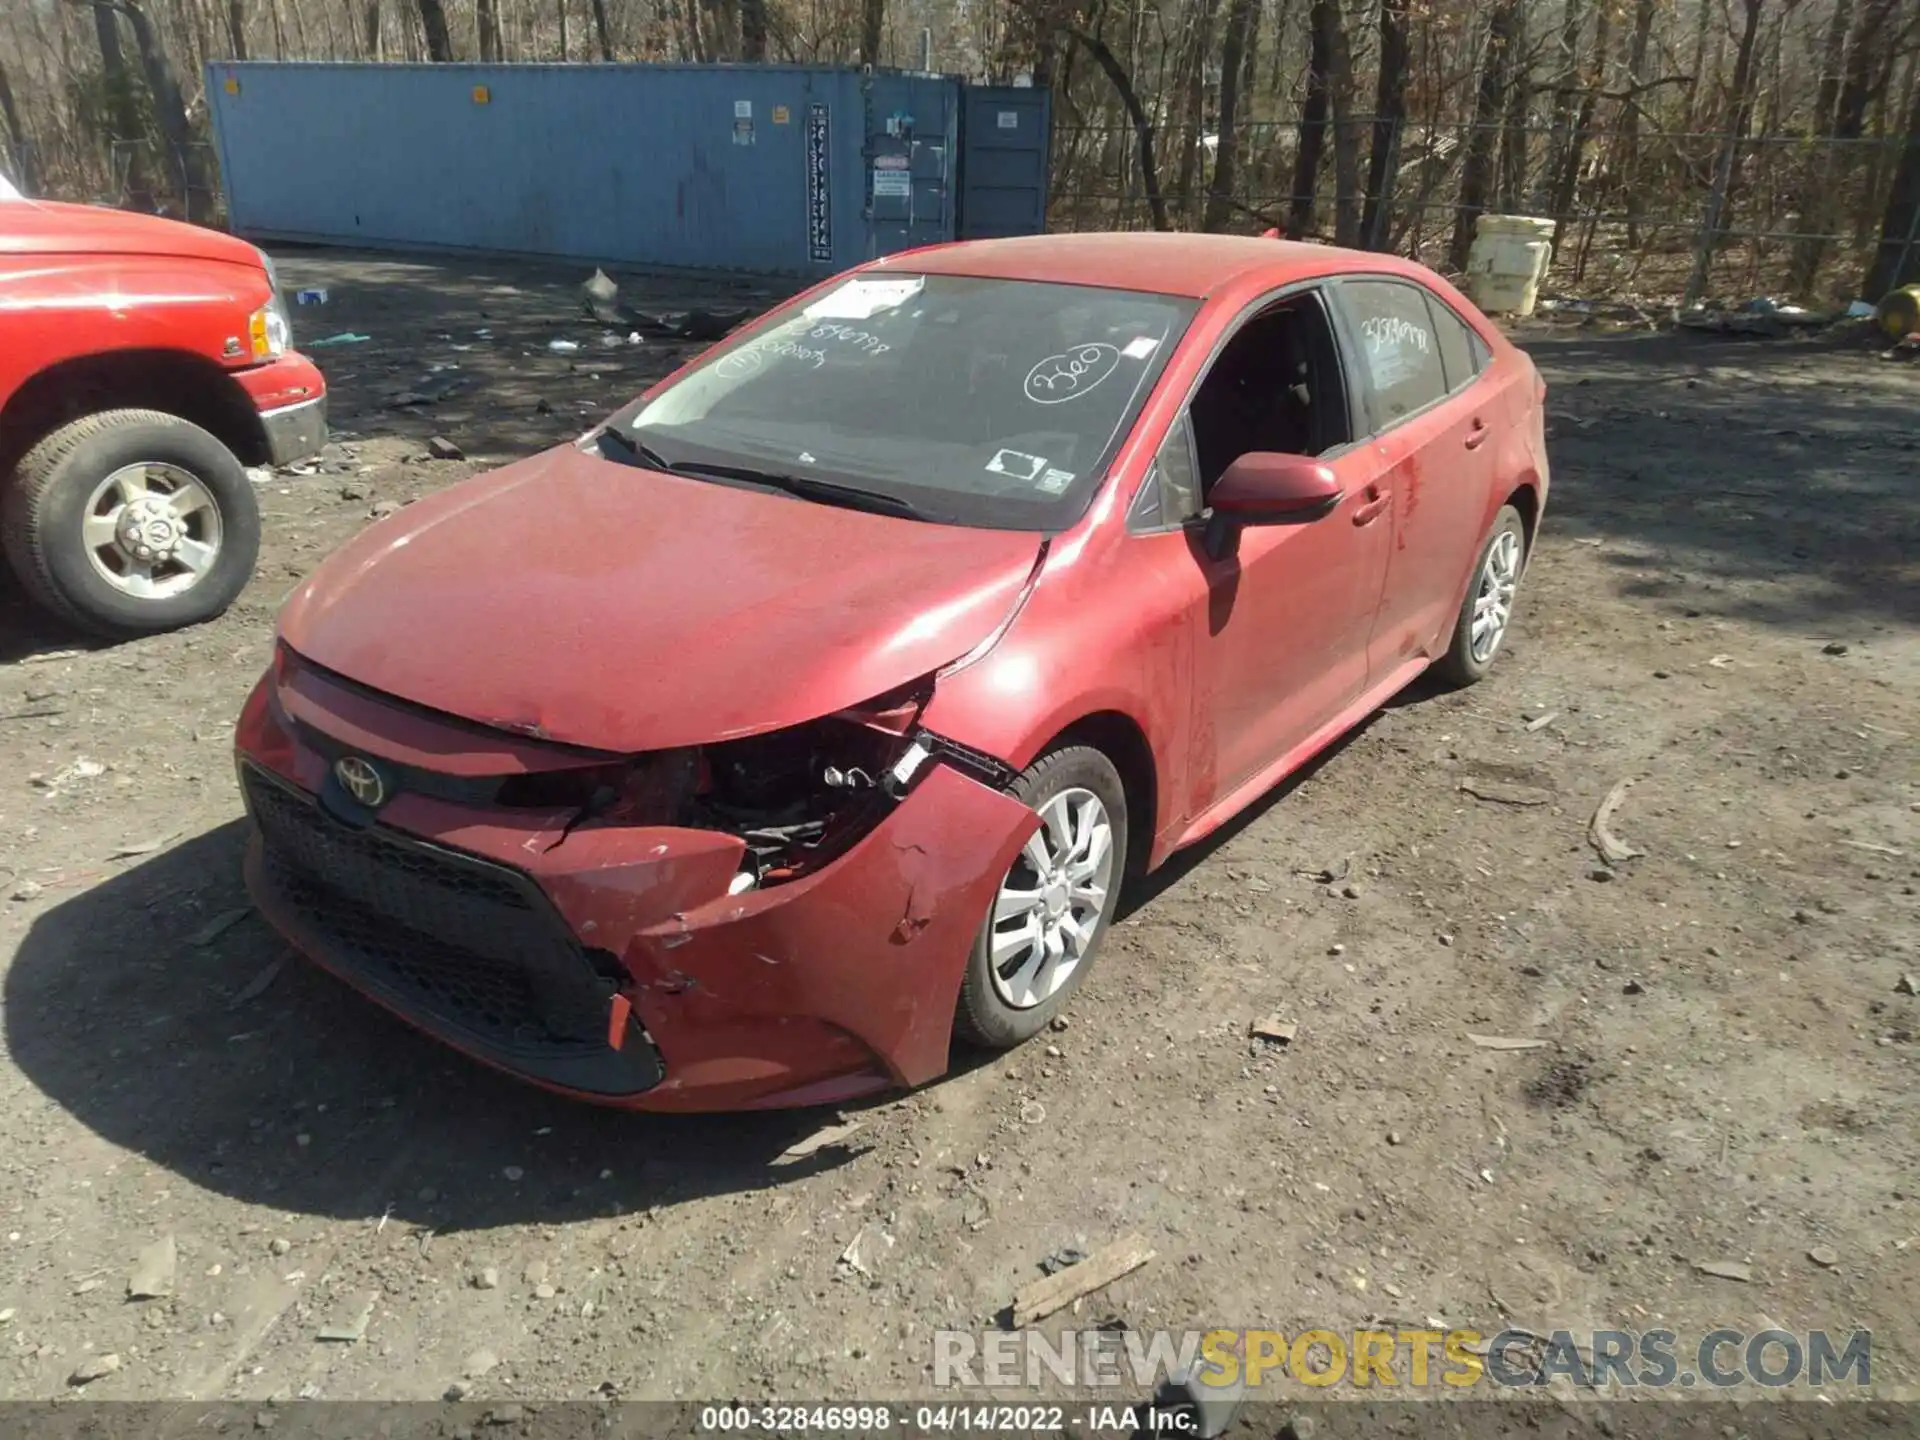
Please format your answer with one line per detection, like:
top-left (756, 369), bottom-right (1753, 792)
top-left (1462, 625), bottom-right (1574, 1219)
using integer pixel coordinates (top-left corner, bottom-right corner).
top-left (0, 250), bottom-right (1915, 1417)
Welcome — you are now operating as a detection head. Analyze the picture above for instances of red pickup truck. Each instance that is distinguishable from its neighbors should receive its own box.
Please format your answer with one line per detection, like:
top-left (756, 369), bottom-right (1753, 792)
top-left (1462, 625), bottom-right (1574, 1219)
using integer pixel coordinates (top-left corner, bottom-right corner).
top-left (1, 199), bottom-right (326, 637)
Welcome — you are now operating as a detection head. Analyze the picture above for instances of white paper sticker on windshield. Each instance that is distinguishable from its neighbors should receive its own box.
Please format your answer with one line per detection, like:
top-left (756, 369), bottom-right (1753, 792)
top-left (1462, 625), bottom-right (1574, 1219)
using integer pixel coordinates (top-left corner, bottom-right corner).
top-left (1121, 336), bottom-right (1160, 360)
top-left (804, 276), bottom-right (925, 322)
top-left (986, 448), bottom-right (1047, 482)
top-left (1037, 467), bottom-right (1076, 494)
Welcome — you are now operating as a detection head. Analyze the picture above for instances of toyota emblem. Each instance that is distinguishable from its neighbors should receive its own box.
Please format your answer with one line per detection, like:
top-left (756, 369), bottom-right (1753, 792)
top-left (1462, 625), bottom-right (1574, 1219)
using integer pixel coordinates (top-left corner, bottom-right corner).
top-left (333, 755), bottom-right (388, 809)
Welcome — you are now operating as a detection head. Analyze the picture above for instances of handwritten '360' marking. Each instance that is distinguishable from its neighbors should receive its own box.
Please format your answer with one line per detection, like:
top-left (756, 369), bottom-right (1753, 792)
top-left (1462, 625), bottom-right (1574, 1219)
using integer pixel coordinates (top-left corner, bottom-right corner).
top-left (1024, 343), bottom-right (1121, 404)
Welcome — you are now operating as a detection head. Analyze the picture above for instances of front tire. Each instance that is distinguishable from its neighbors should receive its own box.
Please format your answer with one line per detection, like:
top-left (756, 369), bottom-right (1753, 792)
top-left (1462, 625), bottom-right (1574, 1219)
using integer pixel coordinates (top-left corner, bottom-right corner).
top-left (955, 745), bottom-right (1128, 1048)
top-left (1, 409), bottom-right (261, 639)
top-left (1437, 504), bottom-right (1526, 687)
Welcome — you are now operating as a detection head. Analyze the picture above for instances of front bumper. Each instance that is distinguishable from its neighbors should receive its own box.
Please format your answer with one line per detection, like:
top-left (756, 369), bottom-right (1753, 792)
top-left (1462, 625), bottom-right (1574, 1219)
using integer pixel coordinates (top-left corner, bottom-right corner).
top-left (234, 668), bottom-right (1038, 1111)
top-left (232, 352), bottom-right (328, 466)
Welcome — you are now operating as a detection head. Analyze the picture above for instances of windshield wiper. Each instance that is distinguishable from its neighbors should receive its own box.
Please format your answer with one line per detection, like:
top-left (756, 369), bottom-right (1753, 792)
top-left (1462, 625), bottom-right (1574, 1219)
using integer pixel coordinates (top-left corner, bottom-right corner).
top-left (600, 422), bottom-right (925, 521)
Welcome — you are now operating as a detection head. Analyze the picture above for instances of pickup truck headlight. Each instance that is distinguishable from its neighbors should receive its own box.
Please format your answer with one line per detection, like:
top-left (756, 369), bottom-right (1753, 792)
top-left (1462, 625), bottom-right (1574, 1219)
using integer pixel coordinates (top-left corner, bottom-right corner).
top-left (249, 248), bottom-right (292, 358)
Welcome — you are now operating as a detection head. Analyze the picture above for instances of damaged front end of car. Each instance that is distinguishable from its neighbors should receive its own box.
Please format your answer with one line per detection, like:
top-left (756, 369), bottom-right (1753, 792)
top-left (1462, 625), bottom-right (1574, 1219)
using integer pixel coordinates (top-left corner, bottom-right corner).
top-left (235, 646), bottom-right (1039, 1112)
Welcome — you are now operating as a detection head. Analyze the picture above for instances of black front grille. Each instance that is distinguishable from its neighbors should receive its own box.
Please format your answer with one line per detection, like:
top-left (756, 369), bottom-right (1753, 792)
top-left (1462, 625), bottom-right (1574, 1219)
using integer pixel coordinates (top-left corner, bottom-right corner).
top-left (242, 764), bottom-right (662, 1096)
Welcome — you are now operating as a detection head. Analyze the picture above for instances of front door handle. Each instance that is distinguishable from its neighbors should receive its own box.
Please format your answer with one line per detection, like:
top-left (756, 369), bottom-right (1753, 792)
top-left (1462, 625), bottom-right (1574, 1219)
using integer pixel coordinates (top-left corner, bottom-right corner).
top-left (1464, 418), bottom-right (1490, 450)
top-left (1353, 488), bottom-right (1391, 526)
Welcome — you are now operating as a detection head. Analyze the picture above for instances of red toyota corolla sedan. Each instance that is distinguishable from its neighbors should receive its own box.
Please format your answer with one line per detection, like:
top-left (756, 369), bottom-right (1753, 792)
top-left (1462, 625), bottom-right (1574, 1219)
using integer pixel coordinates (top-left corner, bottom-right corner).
top-left (234, 233), bottom-right (1548, 1111)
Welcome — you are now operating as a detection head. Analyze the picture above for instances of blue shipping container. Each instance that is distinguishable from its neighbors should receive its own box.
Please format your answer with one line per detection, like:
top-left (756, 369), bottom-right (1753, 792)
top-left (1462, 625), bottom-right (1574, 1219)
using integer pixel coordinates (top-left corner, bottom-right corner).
top-left (207, 62), bottom-right (1048, 276)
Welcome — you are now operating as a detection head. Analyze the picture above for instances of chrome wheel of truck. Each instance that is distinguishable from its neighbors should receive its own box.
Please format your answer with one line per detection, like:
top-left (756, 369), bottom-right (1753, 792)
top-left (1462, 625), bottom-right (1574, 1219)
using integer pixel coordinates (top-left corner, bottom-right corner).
top-left (1, 409), bottom-right (262, 639)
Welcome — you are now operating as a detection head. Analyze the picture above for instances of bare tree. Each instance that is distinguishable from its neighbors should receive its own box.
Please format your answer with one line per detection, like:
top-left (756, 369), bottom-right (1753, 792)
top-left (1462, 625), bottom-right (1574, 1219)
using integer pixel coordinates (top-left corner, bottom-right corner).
top-left (1683, 0), bottom-right (1767, 305)
top-left (1862, 72), bottom-right (1920, 298)
top-left (225, 0), bottom-right (247, 59)
top-left (590, 0), bottom-right (614, 59)
top-left (1450, 0), bottom-right (1524, 269)
top-left (476, 0), bottom-right (501, 60)
top-left (1360, 0), bottom-right (1410, 249)
top-left (1289, 0), bottom-right (1337, 235)
top-left (415, 0), bottom-right (452, 60)
top-left (859, 0), bottom-right (885, 65)
top-left (1203, 0), bottom-right (1258, 231)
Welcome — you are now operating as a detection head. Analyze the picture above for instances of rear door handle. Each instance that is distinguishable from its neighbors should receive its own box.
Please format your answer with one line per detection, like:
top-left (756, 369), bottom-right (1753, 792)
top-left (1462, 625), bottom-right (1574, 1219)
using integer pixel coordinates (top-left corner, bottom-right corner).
top-left (1353, 490), bottom-right (1391, 526)
top-left (1464, 419), bottom-right (1490, 451)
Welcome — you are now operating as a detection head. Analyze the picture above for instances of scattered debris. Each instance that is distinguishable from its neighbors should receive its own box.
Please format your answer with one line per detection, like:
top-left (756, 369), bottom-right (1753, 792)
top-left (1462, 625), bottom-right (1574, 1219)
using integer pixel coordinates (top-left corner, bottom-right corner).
top-left (1896, 974), bottom-right (1918, 997)
top-left (316, 1293), bottom-right (377, 1342)
top-left (464, 1348), bottom-right (501, 1379)
top-left (109, 832), bottom-right (177, 859)
top-left (68, 1353), bottom-right (121, 1386)
top-left (1294, 857), bottom-right (1352, 885)
top-left (340, 481), bottom-right (371, 501)
top-left (304, 332), bottom-right (370, 348)
top-left (1249, 1016), bottom-right (1298, 1046)
top-left (502, 1166), bottom-right (524, 1182)
top-left (1694, 1259), bottom-right (1753, 1283)
top-left (774, 1117), bottom-right (865, 1165)
top-left (227, 959), bottom-right (284, 1010)
top-left (1459, 778), bottom-right (1553, 807)
top-left (269, 1238), bottom-right (291, 1256)
top-left (1822, 641), bottom-right (1850, 656)
top-left (1622, 978), bottom-right (1646, 995)
top-left (1039, 1246), bottom-right (1088, 1277)
top-left (1840, 839), bottom-right (1903, 857)
top-left (837, 1225), bottom-right (892, 1279)
top-left (1588, 778), bottom-right (1643, 865)
top-left (190, 908), bottom-right (251, 946)
top-left (1468, 1034), bottom-right (1550, 1051)
top-left (1012, 1234), bottom-right (1155, 1326)
top-left (370, 500), bottom-right (403, 518)
top-left (9, 880), bottom-right (43, 903)
top-left (126, 1235), bottom-right (177, 1300)
top-left (43, 758), bottom-right (105, 791)
top-left (1523, 711), bottom-right (1560, 732)
top-left (548, 340), bottom-right (581, 354)
top-left (294, 288), bottom-right (329, 305)
top-left (0, 707), bottom-right (63, 723)
top-left (426, 435), bottom-right (465, 461)
top-left (1808, 1246), bottom-right (1840, 1269)
top-left (472, 1266), bottom-right (500, 1290)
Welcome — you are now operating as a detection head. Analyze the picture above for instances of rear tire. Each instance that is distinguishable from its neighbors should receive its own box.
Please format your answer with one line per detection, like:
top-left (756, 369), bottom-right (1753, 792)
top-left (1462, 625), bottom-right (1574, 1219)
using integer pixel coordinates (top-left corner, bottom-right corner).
top-left (955, 745), bottom-right (1128, 1049)
top-left (1, 409), bottom-right (261, 639)
top-left (1437, 504), bottom-right (1525, 687)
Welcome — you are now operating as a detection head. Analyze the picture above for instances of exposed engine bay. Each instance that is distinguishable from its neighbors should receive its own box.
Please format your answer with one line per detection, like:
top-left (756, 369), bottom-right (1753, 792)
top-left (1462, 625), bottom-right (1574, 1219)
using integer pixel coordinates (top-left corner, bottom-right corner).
top-left (509, 683), bottom-right (942, 889)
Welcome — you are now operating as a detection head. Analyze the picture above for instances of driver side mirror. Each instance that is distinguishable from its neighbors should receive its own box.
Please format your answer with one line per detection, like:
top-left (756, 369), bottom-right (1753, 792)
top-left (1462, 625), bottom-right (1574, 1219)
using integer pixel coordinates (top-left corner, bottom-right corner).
top-left (1203, 453), bottom-right (1343, 558)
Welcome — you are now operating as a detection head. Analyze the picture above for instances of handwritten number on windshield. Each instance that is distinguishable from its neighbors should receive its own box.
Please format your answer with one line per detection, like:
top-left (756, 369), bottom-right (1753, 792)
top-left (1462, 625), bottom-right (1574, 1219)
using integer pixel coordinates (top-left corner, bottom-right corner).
top-left (1024, 343), bottom-right (1121, 405)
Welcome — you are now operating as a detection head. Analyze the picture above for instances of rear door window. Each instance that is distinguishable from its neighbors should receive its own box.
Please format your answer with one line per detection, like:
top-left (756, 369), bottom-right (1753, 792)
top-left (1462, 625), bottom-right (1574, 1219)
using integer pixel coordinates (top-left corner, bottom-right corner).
top-left (1426, 294), bottom-right (1487, 394)
top-left (1336, 280), bottom-right (1449, 432)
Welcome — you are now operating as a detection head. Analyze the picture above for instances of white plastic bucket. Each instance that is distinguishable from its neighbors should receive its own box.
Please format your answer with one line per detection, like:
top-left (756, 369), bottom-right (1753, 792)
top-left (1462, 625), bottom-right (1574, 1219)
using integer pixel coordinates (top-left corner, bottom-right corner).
top-left (1466, 215), bottom-right (1556, 317)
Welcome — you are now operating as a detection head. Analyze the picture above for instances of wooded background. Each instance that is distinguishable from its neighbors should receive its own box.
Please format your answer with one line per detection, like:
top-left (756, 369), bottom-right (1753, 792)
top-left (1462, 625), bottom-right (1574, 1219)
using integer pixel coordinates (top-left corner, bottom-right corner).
top-left (2, 0), bottom-right (1917, 303)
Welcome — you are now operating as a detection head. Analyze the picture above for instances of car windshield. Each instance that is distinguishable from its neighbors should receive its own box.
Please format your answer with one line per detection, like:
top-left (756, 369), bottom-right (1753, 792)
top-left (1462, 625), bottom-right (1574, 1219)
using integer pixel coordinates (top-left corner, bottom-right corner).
top-left (604, 273), bottom-right (1197, 531)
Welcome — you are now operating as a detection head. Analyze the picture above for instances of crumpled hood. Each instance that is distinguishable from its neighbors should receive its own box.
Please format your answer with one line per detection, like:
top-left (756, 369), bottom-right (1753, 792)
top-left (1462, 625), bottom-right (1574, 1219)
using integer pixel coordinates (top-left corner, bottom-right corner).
top-left (277, 445), bottom-right (1042, 752)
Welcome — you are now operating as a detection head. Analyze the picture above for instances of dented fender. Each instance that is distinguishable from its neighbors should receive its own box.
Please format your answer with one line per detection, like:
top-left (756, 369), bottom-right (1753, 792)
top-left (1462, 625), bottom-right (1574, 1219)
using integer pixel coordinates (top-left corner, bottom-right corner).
top-left (620, 763), bottom-right (1038, 1108)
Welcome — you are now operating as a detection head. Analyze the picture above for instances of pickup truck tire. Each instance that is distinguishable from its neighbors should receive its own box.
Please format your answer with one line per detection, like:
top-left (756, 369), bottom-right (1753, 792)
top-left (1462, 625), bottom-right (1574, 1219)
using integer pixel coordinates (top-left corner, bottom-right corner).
top-left (2, 409), bottom-right (261, 639)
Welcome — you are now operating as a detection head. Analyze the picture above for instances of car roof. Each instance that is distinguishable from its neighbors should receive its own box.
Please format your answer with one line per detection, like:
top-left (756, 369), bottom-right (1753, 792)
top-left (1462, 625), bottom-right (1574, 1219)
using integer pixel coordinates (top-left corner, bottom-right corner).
top-left (869, 231), bottom-right (1420, 299)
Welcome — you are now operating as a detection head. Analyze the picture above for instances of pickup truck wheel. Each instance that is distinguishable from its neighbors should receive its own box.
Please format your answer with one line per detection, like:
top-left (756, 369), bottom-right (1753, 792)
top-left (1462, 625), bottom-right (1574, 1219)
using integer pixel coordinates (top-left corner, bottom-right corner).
top-left (1, 409), bottom-right (261, 639)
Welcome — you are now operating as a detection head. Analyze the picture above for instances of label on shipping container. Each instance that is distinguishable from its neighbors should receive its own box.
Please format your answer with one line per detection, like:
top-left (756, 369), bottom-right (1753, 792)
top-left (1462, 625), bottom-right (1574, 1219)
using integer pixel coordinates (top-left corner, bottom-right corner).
top-left (807, 103), bottom-right (832, 263)
top-left (773, 105), bottom-right (791, 124)
top-left (735, 99), bottom-right (752, 118)
top-left (998, 110), bottom-right (1019, 129)
top-left (733, 118), bottom-right (755, 146)
top-left (873, 169), bottom-right (912, 200)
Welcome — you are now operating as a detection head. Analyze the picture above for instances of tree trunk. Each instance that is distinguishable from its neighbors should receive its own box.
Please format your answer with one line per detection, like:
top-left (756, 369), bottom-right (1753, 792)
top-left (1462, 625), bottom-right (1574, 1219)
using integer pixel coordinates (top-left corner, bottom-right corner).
top-left (1203, 0), bottom-right (1256, 232)
top-left (1496, 0), bottom-right (1529, 213)
top-left (1290, 0), bottom-right (1336, 236)
top-left (1787, 0), bottom-right (1897, 294)
top-left (1071, 26), bottom-right (1169, 231)
top-left (416, 0), bottom-right (453, 59)
top-left (1548, 0), bottom-right (1611, 243)
top-left (476, 0), bottom-right (500, 59)
top-left (859, 0), bottom-right (884, 65)
top-left (1620, 0), bottom-right (1656, 246)
top-left (1328, 2), bottom-right (1361, 245)
top-left (1173, 0), bottom-right (1219, 226)
top-left (362, 0), bottom-right (382, 58)
top-left (225, 0), bottom-right (248, 58)
top-left (740, 0), bottom-right (767, 59)
top-left (92, 2), bottom-right (155, 209)
top-left (558, 0), bottom-right (569, 60)
top-left (1360, 0), bottom-right (1409, 250)
top-left (1861, 76), bottom-right (1920, 298)
top-left (0, 57), bottom-right (37, 195)
top-left (1682, 0), bottom-right (1765, 306)
top-left (590, 0), bottom-right (613, 58)
top-left (117, 0), bottom-right (204, 216)
top-left (1450, 0), bottom-right (1521, 270)
top-left (1543, 0), bottom-right (1586, 209)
